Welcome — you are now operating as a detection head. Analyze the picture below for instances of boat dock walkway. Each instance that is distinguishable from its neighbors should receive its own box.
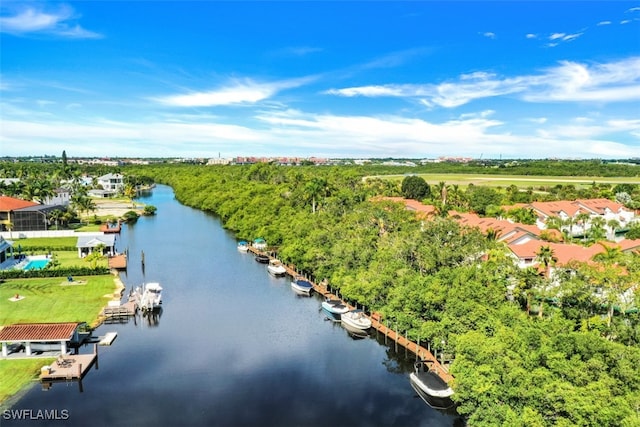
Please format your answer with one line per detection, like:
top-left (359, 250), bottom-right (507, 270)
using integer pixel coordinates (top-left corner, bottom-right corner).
top-left (40, 346), bottom-right (98, 382)
top-left (247, 246), bottom-right (454, 384)
top-left (101, 300), bottom-right (137, 318)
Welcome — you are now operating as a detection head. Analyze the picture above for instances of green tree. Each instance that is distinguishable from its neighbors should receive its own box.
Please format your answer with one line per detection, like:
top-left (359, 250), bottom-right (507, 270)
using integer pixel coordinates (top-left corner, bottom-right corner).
top-left (400, 175), bottom-right (429, 200)
top-left (466, 186), bottom-right (502, 216)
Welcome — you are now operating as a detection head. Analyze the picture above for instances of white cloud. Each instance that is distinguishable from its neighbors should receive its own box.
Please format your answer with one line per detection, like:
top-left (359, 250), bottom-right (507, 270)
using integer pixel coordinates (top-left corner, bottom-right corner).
top-left (324, 85), bottom-right (407, 97)
top-left (326, 57), bottom-right (640, 107)
top-left (620, 20), bottom-right (632, 24)
top-left (3, 108), bottom-right (638, 159)
top-left (549, 33), bottom-right (566, 40)
top-left (155, 77), bottom-right (314, 107)
top-left (0, 5), bottom-right (102, 38)
top-left (597, 21), bottom-right (612, 26)
top-left (526, 33), bottom-right (537, 39)
top-left (481, 32), bottom-right (496, 39)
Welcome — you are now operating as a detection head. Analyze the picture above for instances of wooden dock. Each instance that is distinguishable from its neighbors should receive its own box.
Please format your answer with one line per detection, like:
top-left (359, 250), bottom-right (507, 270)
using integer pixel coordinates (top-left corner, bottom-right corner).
top-left (40, 348), bottom-right (98, 381)
top-left (108, 254), bottom-right (127, 269)
top-left (100, 223), bottom-right (121, 234)
top-left (246, 246), bottom-right (454, 384)
top-left (101, 300), bottom-right (137, 318)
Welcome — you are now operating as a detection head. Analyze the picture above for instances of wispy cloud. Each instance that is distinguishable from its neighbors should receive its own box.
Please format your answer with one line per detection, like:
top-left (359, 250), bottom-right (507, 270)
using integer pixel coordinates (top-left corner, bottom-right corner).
top-left (525, 33), bottom-right (537, 39)
top-left (481, 32), bottom-right (496, 39)
top-left (597, 21), bottom-right (612, 26)
top-left (269, 46), bottom-right (324, 57)
top-left (0, 4), bottom-right (102, 38)
top-left (154, 76), bottom-right (316, 107)
top-left (325, 57), bottom-right (640, 107)
top-left (3, 107), bottom-right (637, 159)
top-left (359, 47), bottom-right (431, 70)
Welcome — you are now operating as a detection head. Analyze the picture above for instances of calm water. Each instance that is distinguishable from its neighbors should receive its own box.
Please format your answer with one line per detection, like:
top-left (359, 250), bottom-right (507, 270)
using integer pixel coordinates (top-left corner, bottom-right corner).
top-left (3, 185), bottom-right (462, 427)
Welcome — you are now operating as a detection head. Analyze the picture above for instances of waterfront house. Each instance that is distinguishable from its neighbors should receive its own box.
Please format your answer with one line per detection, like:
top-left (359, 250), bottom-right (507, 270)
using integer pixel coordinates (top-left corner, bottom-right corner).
top-left (76, 234), bottom-right (116, 258)
top-left (97, 173), bottom-right (124, 193)
top-left (0, 322), bottom-right (87, 357)
top-left (0, 196), bottom-right (66, 232)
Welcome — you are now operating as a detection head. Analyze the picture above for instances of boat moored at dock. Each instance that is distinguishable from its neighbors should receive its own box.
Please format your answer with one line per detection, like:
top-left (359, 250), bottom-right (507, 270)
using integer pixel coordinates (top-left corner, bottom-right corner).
top-left (409, 360), bottom-right (454, 409)
top-left (341, 309), bottom-right (372, 331)
top-left (291, 276), bottom-right (313, 295)
top-left (321, 298), bottom-right (349, 319)
top-left (267, 259), bottom-right (287, 276)
top-left (138, 282), bottom-right (163, 312)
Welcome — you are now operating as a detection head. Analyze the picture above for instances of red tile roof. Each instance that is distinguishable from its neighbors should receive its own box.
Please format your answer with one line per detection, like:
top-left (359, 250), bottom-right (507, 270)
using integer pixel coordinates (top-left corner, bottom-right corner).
top-left (0, 322), bottom-right (81, 342)
top-left (508, 241), bottom-right (605, 266)
top-left (574, 198), bottom-right (626, 214)
top-left (0, 196), bottom-right (39, 211)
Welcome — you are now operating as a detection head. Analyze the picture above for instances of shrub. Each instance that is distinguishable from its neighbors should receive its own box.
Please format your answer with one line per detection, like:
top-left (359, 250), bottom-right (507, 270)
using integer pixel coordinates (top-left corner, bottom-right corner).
top-left (122, 210), bottom-right (140, 223)
top-left (143, 205), bottom-right (157, 216)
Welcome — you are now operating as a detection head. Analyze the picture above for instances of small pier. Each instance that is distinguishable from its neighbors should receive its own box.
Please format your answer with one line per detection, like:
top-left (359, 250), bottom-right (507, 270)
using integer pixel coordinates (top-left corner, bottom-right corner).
top-left (246, 246), bottom-right (454, 384)
top-left (108, 254), bottom-right (127, 270)
top-left (40, 346), bottom-right (98, 382)
top-left (101, 300), bottom-right (137, 318)
top-left (100, 223), bottom-right (121, 234)
top-left (99, 332), bottom-right (118, 346)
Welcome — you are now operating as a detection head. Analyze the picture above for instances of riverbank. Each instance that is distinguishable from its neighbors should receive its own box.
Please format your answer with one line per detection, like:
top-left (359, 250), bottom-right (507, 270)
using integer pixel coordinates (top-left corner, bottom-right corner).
top-left (0, 274), bottom-right (123, 405)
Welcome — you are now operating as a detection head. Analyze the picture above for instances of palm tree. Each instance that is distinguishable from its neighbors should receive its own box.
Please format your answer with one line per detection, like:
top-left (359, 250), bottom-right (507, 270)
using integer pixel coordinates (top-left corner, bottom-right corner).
top-left (576, 212), bottom-right (592, 241)
top-left (305, 177), bottom-right (329, 214)
top-left (607, 218), bottom-right (621, 241)
top-left (590, 246), bottom-right (630, 330)
top-left (535, 245), bottom-right (557, 318)
top-left (562, 217), bottom-right (577, 242)
top-left (586, 216), bottom-right (607, 243)
top-left (3, 220), bottom-right (14, 239)
top-left (123, 183), bottom-right (137, 208)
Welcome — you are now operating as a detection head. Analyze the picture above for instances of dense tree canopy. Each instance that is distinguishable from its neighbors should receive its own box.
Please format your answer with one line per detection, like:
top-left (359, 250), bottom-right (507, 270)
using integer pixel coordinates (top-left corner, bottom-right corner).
top-left (116, 163), bottom-right (640, 427)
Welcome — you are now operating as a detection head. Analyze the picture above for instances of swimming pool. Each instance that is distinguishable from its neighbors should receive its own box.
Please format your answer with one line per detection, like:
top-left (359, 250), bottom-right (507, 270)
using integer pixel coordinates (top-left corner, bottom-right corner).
top-left (23, 259), bottom-right (50, 270)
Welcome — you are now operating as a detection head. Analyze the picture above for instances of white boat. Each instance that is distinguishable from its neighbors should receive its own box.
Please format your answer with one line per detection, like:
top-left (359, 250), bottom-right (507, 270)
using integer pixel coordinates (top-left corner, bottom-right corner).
top-left (237, 241), bottom-right (250, 252)
top-left (341, 309), bottom-right (371, 331)
top-left (291, 276), bottom-right (313, 295)
top-left (253, 238), bottom-right (267, 250)
top-left (409, 360), bottom-right (454, 409)
top-left (139, 282), bottom-right (163, 311)
top-left (321, 298), bottom-right (349, 316)
top-left (267, 259), bottom-right (287, 276)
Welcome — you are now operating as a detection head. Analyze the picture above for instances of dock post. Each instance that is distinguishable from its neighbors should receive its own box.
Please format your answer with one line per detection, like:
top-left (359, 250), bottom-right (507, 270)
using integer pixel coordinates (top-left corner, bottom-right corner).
top-left (417, 338), bottom-right (420, 360)
top-left (405, 331), bottom-right (408, 357)
top-left (94, 343), bottom-right (99, 370)
top-left (394, 325), bottom-right (398, 352)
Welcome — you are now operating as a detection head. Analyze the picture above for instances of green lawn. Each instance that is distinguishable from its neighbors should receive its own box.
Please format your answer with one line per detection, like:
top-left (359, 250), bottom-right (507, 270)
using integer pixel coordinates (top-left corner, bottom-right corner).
top-left (52, 251), bottom-right (109, 269)
top-left (0, 359), bottom-right (55, 404)
top-left (0, 275), bottom-right (117, 326)
top-left (9, 236), bottom-right (78, 251)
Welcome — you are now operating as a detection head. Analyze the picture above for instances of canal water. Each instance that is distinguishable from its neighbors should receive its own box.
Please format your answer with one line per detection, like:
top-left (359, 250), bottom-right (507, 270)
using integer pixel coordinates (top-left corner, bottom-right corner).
top-left (4, 185), bottom-right (463, 427)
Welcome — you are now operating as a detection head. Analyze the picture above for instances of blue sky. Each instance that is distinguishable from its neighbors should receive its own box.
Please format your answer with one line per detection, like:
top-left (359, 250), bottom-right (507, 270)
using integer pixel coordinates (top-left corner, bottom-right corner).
top-left (1, 1), bottom-right (639, 159)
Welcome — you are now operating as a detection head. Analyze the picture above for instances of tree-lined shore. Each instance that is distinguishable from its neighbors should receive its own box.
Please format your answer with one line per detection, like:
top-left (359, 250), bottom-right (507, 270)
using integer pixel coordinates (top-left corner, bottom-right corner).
top-left (122, 162), bottom-right (640, 427)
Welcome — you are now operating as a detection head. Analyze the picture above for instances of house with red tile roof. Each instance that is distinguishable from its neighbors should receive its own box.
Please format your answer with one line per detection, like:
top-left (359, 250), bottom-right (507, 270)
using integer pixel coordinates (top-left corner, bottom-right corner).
top-left (0, 322), bottom-right (87, 357)
top-left (511, 199), bottom-right (635, 238)
top-left (0, 195), bottom-right (65, 233)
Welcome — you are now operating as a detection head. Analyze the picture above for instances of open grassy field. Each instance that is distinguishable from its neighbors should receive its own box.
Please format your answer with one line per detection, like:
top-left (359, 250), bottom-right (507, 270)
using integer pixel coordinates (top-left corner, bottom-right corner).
top-left (0, 275), bottom-right (117, 326)
top-left (0, 359), bottom-right (55, 404)
top-left (369, 173), bottom-right (640, 188)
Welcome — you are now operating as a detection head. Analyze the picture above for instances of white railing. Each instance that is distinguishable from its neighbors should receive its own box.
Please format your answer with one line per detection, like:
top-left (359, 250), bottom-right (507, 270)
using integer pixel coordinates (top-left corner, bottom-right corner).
top-left (0, 230), bottom-right (104, 239)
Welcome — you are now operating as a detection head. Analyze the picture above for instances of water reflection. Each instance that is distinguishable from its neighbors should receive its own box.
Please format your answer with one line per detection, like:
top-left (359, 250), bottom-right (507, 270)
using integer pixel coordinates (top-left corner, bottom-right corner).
top-left (1, 185), bottom-right (463, 427)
